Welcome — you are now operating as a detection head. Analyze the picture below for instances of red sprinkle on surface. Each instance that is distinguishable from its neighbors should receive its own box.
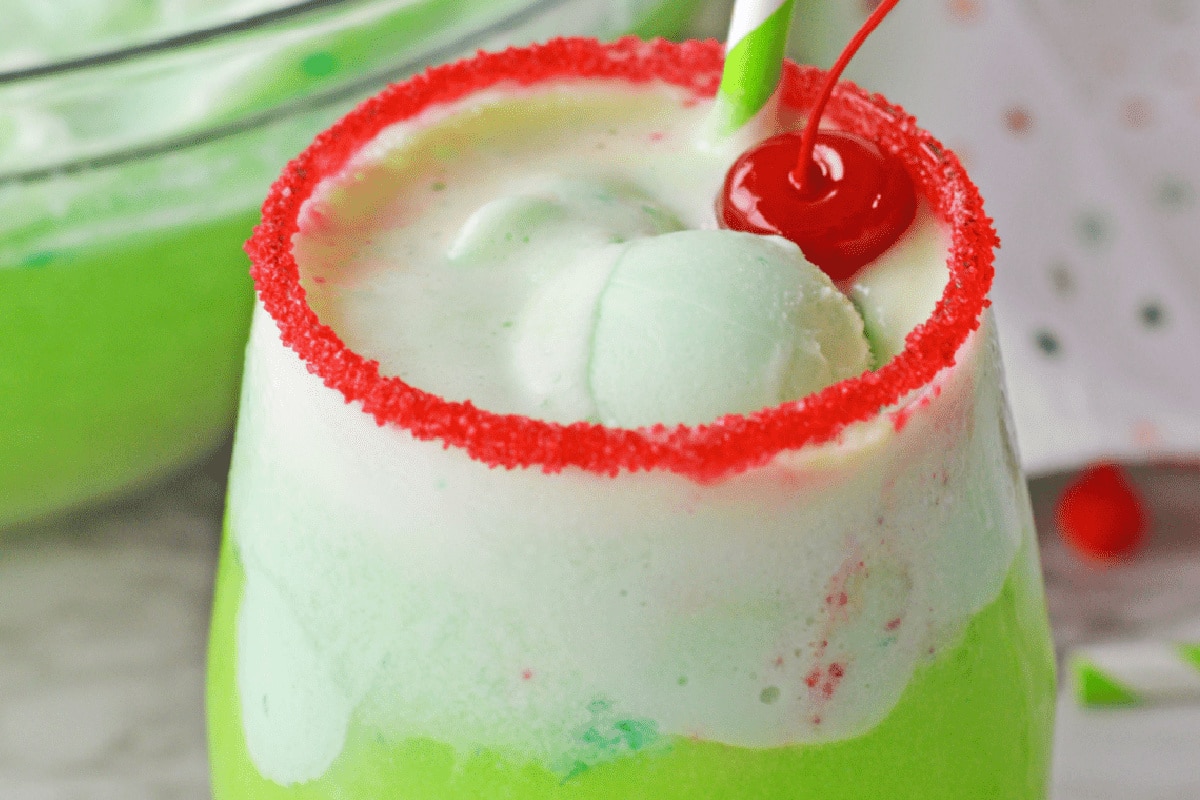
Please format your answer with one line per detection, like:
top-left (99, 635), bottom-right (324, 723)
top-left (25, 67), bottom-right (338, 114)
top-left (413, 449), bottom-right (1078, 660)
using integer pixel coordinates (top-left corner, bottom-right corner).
top-left (824, 662), bottom-right (846, 699)
top-left (245, 37), bottom-right (996, 482)
top-left (885, 617), bottom-right (902, 631)
top-left (1056, 462), bottom-right (1149, 563)
top-left (890, 404), bottom-right (915, 432)
top-left (521, 669), bottom-right (534, 680)
top-left (805, 662), bottom-right (847, 701)
top-left (890, 387), bottom-right (938, 431)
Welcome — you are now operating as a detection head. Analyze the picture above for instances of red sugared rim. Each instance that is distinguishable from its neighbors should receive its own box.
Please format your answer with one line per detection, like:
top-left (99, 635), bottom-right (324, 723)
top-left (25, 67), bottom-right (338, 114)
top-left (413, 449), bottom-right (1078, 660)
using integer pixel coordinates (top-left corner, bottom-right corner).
top-left (245, 36), bottom-right (996, 483)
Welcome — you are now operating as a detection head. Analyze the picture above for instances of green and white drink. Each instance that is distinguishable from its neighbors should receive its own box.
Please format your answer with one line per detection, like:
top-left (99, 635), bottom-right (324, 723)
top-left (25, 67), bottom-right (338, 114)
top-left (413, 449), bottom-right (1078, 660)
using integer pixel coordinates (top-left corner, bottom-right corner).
top-left (207, 35), bottom-right (1055, 799)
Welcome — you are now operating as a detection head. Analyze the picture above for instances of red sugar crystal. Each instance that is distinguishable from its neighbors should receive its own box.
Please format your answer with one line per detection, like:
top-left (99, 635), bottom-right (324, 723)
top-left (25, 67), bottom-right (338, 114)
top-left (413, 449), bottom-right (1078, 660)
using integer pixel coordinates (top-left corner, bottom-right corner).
top-left (244, 37), bottom-right (996, 483)
top-left (1056, 462), bottom-right (1149, 563)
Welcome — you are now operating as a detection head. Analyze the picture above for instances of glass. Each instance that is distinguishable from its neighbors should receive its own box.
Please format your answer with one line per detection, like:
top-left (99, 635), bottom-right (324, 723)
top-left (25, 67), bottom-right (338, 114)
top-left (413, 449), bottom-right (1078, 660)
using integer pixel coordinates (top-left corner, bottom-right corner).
top-left (207, 38), bottom-right (1056, 799)
top-left (0, 0), bottom-right (706, 529)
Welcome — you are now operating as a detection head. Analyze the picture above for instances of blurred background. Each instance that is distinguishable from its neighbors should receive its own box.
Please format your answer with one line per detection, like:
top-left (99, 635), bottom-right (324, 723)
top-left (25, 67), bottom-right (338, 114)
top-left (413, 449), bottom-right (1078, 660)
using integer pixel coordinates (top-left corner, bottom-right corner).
top-left (1, 0), bottom-right (1197, 797)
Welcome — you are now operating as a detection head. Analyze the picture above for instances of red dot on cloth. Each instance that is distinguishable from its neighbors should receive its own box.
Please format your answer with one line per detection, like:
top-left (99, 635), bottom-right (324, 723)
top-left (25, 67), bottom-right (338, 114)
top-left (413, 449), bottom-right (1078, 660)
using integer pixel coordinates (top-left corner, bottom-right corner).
top-left (1055, 462), bottom-right (1149, 563)
top-left (1122, 97), bottom-right (1153, 128)
top-left (1003, 106), bottom-right (1033, 134)
top-left (1132, 421), bottom-right (1163, 449)
top-left (947, 0), bottom-right (982, 23)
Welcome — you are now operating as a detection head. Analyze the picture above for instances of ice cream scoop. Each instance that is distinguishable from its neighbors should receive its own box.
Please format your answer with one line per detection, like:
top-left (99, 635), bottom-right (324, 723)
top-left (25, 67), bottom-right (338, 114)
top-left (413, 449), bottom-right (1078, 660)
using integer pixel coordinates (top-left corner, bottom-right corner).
top-left (588, 229), bottom-right (872, 427)
top-left (454, 181), bottom-right (872, 427)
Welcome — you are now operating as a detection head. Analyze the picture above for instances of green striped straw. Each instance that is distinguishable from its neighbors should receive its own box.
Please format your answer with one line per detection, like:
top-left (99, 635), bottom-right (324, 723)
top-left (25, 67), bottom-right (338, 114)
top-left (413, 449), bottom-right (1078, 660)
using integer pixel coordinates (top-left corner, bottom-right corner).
top-left (711, 0), bottom-right (797, 138)
top-left (1071, 641), bottom-right (1200, 707)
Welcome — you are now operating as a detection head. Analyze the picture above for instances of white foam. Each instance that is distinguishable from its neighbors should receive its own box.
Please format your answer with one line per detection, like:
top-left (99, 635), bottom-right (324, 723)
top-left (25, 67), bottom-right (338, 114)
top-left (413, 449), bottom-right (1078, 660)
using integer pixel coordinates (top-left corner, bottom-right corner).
top-left (229, 306), bottom-right (1023, 783)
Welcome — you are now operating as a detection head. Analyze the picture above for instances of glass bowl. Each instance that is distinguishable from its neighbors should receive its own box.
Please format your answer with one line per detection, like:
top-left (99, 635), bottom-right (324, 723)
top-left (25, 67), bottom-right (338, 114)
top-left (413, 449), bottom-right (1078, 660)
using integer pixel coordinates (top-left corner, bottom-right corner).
top-left (0, 0), bottom-right (708, 529)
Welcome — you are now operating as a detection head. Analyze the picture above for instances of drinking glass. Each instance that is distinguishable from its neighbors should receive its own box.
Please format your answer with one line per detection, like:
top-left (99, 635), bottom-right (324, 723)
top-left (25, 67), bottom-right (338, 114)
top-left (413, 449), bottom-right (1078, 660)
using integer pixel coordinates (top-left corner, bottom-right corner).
top-left (207, 37), bottom-right (1056, 799)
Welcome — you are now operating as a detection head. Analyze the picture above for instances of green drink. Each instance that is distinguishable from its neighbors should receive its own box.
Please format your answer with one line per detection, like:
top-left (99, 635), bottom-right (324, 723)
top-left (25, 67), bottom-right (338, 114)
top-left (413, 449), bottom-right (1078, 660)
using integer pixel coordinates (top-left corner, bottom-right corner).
top-left (211, 546), bottom-right (1051, 798)
top-left (0, 0), bottom-right (703, 529)
top-left (207, 37), bottom-right (1055, 798)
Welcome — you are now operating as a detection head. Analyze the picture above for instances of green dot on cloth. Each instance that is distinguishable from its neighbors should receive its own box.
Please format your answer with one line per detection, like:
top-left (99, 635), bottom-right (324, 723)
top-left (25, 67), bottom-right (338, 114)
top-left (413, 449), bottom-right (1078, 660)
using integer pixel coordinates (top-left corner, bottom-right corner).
top-left (1074, 209), bottom-right (1112, 250)
top-left (1155, 176), bottom-right (1195, 210)
top-left (1035, 329), bottom-right (1061, 356)
top-left (1140, 301), bottom-right (1167, 328)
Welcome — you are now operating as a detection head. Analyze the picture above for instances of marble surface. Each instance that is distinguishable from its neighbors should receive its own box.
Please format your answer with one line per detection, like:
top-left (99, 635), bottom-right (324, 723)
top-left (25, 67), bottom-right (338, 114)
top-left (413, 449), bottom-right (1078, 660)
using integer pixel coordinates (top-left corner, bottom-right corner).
top-left (1, 446), bottom-right (1198, 799)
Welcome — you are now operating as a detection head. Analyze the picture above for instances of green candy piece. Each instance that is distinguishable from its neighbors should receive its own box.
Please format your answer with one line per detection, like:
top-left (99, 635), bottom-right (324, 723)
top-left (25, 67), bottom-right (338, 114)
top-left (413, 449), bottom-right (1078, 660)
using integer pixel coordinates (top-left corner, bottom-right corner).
top-left (1071, 658), bottom-right (1140, 707)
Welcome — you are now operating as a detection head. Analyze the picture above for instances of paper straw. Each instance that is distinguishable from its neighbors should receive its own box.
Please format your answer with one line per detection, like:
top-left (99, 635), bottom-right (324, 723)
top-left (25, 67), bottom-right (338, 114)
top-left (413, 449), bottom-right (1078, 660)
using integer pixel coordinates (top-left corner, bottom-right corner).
top-left (712, 0), bottom-right (796, 137)
top-left (1071, 641), bottom-right (1200, 707)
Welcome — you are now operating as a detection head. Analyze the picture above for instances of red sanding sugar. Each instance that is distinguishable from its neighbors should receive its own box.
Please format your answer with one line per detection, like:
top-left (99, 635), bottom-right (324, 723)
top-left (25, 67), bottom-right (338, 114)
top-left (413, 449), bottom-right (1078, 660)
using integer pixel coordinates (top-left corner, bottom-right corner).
top-left (244, 36), bottom-right (996, 482)
top-left (1056, 462), bottom-right (1149, 562)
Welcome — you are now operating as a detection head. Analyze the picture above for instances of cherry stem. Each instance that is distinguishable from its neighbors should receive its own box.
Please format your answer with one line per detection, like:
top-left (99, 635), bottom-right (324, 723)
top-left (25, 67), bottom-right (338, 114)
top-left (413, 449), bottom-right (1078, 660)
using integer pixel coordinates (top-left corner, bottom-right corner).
top-left (790, 0), bottom-right (902, 192)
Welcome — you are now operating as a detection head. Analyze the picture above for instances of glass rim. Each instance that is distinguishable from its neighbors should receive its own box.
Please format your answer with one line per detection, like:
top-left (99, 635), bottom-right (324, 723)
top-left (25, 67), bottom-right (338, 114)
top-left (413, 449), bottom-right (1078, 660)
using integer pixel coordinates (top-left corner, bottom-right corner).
top-left (245, 36), bottom-right (997, 483)
top-left (0, 0), bottom-right (577, 185)
top-left (0, 0), bottom-right (359, 84)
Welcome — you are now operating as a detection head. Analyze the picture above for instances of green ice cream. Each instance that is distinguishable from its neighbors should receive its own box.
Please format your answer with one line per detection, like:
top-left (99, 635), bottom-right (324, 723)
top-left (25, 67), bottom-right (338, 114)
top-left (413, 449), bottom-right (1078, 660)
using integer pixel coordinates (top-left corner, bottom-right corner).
top-left (443, 173), bottom-right (871, 427)
top-left (590, 229), bottom-right (871, 426)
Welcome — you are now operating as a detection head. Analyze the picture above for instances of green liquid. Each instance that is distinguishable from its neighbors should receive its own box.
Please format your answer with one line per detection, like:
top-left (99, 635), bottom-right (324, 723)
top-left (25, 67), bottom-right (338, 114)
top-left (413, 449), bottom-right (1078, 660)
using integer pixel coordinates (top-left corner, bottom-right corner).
top-left (208, 534), bottom-right (1055, 799)
top-left (0, 212), bottom-right (256, 527)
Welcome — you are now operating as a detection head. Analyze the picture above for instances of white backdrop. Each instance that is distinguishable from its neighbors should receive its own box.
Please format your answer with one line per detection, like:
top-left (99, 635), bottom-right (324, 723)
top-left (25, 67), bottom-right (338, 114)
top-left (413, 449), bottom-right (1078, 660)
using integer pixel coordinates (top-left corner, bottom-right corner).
top-left (788, 0), bottom-right (1200, 475)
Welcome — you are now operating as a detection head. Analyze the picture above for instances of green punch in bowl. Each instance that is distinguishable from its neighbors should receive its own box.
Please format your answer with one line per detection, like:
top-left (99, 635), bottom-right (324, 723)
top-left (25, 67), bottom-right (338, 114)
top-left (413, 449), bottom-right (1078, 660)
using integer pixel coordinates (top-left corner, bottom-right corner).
top-left (0, 0), bottom-right (707, 530)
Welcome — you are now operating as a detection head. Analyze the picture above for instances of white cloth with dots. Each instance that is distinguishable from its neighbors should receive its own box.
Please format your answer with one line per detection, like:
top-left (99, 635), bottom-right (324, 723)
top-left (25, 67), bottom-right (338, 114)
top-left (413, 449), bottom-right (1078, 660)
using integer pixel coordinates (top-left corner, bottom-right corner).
top-left (791, 0), bottom-right (1200, 475)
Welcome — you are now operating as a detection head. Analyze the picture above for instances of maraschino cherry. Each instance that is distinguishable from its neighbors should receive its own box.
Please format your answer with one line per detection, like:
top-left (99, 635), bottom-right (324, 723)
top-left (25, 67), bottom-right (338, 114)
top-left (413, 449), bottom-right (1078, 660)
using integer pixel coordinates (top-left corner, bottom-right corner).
top-left (717, 0), bottom-right (916, 284)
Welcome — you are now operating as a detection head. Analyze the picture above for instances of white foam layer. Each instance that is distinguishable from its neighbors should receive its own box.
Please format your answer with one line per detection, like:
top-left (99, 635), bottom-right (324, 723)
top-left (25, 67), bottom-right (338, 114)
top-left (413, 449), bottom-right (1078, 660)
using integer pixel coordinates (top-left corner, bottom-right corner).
top-left (228, 304), bottom-right (1024, 784)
